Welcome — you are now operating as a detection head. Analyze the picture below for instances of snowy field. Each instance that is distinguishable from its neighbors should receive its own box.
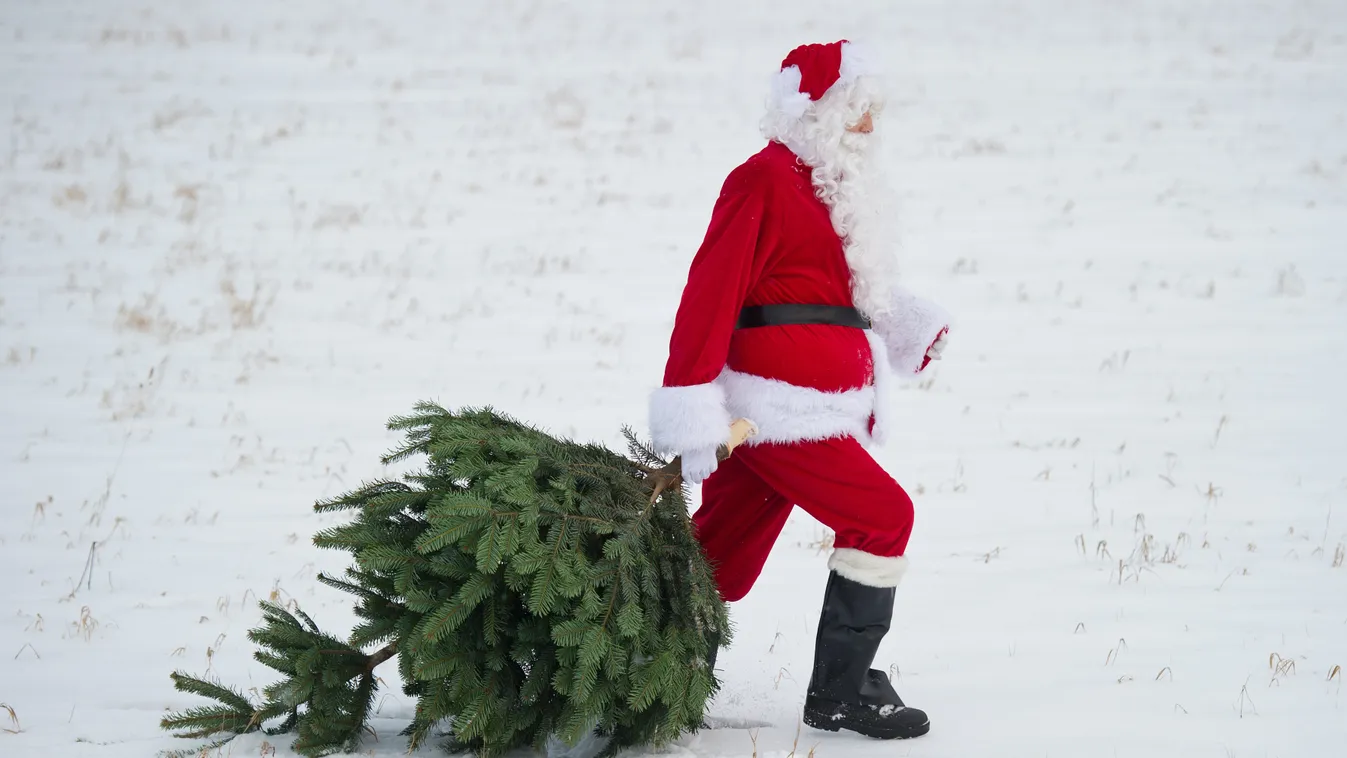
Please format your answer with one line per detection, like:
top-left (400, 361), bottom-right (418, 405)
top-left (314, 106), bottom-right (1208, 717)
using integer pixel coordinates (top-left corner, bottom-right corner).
top-left (3, 1), bottom-right (1346, 756)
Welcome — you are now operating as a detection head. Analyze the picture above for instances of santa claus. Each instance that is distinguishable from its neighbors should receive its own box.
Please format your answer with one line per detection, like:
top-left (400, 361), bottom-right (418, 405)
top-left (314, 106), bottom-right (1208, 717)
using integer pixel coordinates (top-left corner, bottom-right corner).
top-left (648, 40), bottom-right (950, 740)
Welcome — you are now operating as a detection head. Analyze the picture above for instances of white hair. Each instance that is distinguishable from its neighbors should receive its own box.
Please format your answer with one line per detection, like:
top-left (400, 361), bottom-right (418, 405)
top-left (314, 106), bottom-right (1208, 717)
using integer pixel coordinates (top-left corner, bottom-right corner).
top-left (760, 73), bottom-right (899, 321)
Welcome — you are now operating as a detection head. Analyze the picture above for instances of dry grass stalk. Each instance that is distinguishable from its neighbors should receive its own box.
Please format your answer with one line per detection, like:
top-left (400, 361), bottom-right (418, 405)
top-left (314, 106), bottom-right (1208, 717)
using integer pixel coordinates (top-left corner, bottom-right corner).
top-left (69, 541), bottom-right (99, 599)
top-left (1090, 464), bottom-right (1099, 527)
top-left (32, 496), bottom-right (52, 524)
top-left (1237, 682), bottom-right (1256, 718)
top-left (1, 703), bottom-right (20, 734)
top-left (220, 277), bottom-right (275, 330)
top-left (807, 530), bottom-right (835, 554)
top-left (786, 716), bottom-right (803, 757)
top-left (1104, 638), bottom-right (1127, 666)
top-left (71, 606), bottom-right (98, 641)
top-left (1269, 653), bottom-right (1296, 682)
top-left (13, 643), bottom-right (41, 660)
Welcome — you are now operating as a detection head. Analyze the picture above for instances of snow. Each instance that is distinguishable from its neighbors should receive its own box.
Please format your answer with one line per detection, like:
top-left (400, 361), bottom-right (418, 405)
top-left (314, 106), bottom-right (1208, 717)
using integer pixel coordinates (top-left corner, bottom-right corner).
top-left (2, 0), bottom-right (1345, 756)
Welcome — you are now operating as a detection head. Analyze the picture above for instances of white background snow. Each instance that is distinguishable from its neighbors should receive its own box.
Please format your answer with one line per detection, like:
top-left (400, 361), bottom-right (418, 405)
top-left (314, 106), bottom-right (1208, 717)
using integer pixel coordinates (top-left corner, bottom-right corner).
top-left (2, 1), bottom-right (1345, 756)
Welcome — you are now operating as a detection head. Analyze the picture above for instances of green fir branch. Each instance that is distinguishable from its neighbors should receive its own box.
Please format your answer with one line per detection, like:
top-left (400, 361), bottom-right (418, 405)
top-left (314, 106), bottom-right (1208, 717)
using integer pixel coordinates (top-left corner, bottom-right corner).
top-left (162, 402), bottom-right (726, 757)
top-left (158, 734), bottom-right (239, 758)
top-left (165, 671), bottom-right (255, 714)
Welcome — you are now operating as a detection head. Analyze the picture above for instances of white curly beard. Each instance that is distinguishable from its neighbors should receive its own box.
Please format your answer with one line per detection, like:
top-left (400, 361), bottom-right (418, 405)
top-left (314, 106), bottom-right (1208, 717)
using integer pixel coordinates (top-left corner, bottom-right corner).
top-left (813, 130), bottom-right (899, 322)
top-left (762, 76), bottom-right (900, 321)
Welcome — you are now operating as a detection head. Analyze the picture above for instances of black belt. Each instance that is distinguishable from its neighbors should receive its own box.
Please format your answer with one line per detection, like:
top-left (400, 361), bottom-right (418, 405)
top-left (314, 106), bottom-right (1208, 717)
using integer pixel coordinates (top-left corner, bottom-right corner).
top-left (735, 304), bottom-right (871, 330)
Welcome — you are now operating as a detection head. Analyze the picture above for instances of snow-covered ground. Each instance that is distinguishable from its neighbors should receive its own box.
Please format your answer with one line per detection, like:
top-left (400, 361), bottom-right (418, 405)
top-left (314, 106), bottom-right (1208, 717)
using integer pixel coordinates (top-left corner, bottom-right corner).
top-left (2, 1), bottom-right (1345, 756)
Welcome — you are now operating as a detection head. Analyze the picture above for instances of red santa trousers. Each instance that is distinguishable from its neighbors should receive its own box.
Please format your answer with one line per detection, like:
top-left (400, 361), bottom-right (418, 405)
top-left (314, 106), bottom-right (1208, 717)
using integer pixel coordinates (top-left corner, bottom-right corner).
top-left (691, 435), bottom-right (913, 603)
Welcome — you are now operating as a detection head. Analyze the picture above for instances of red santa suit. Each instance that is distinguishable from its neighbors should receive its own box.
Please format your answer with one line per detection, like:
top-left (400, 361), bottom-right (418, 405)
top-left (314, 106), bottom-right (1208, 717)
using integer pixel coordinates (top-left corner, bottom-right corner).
top-left (648, 51), bottom-right (949, 603)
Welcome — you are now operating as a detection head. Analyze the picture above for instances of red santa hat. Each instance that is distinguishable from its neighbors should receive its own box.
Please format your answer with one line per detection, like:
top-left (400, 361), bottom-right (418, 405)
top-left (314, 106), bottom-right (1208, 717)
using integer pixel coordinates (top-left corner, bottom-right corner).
top-left (767, 40), bottom-right (874, 121)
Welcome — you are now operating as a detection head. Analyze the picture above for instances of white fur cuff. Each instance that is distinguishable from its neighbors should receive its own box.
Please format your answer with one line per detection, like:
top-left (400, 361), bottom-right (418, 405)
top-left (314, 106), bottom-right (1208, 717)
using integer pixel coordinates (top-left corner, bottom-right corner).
top-left (872, 286), bottom-right (951, 377)
top-left (828, 547), bottom-right (909, 588)
top-left (648, 383), bottom-right (732, 455)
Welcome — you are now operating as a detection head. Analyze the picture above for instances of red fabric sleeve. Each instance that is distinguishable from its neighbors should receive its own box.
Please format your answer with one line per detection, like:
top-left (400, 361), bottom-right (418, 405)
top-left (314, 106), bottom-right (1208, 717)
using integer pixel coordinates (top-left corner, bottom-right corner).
top-left (647, 167), bottom-right (773, 455)
top-left (662, 173), bottom-right (772, 388)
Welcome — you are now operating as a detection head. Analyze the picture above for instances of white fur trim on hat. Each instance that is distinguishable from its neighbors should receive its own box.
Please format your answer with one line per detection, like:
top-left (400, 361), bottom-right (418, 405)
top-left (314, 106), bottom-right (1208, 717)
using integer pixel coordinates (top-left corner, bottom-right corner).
top-left (768, 64), bottom-right (812, 120)
top-left (828, 547), bottom-right (909, 588)
top-left (648, 382), bottom-right (732, 455)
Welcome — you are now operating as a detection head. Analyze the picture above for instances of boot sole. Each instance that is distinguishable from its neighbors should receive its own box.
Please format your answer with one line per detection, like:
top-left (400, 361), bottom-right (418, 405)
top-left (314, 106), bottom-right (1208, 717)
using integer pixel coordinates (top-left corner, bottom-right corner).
top-left (802, 711), bottom-right (931, 740)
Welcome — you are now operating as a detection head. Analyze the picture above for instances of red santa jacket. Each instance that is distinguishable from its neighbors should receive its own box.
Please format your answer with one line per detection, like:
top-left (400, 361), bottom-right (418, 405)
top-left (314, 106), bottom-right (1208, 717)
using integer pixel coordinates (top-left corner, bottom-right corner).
top-left (649, 140), bottom-right (949, 455)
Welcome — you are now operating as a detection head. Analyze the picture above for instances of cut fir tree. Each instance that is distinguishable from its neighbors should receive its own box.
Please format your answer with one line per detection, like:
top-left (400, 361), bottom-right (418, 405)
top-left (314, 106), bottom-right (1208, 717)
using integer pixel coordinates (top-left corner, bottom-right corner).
top-left (160, 403), bottom-right (752, 758)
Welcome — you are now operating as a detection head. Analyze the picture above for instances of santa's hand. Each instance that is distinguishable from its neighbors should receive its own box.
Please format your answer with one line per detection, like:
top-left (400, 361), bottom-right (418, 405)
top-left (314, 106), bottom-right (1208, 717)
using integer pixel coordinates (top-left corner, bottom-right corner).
top-left (925, 329), bottom-right (950, 361)
top-left (679, 446), bottom-right (720, 485)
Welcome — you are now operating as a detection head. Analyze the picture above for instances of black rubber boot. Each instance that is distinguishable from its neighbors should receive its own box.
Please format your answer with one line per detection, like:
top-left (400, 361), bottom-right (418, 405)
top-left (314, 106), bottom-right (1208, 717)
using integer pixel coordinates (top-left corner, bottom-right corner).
top-left (802, 571), bottom-right (929, 740)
